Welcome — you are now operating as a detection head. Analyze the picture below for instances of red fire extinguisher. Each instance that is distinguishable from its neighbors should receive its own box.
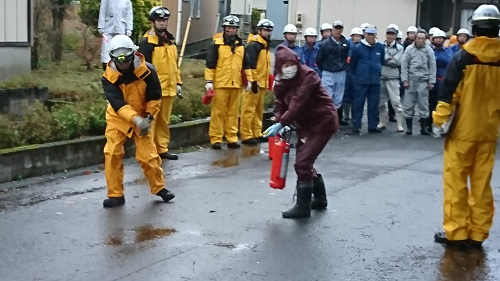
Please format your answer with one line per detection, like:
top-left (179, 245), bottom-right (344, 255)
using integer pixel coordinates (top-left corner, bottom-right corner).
top-left (268, 136), bottom-right (275, 160)
top-left (270, 128), bottom-right (292, 189)
top-left (202, 88), bottom-right (214, 105)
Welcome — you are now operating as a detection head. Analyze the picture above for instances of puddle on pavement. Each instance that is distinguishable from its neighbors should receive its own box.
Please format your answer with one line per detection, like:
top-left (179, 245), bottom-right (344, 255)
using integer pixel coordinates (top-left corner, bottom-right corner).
top-left (211, 146), bottom-right (263, 168)
top-left (212, 242), bottom-right (259, 251)
top-left (436, 248), bottom-right (499, 281)
top-left (105, 224), bottom-right (176, 246)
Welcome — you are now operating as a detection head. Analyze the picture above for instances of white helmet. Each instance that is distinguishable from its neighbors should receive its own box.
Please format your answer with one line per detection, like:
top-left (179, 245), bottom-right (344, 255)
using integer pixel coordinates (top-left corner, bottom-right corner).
top-left (350, 27), bottom-right (363, 36)
top-left (108, 35), bottom-right (137, 62)
top-left (407, 26), bottom-right (418, 33)
top-left (360, 23), bottom-right (370, 30)
top-left (320, 23), bottom-right (333, 31)
top-left (283, 24), bottom-right (298, 34)
top-left (457, 28), bottom-right (470, 36)
top-left (429, 27), bottom-right (439, 35)
top-left (257, 19), bottom-right (274, 30)
top-left (433, 29), bottom-right (446, 38)
top-left (471, 4), bottom-right (500, 26)
top-left (304, 27), bottom-right (318, 37)
top-left (388, 24), bottom-right (399, 32)
top-left (397, 30), bottom-right (403, 39)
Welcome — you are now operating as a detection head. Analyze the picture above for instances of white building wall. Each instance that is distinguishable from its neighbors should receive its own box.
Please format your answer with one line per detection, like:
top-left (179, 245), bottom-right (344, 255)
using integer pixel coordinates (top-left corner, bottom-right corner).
top-left (288, 0), bottom-right (418, 40)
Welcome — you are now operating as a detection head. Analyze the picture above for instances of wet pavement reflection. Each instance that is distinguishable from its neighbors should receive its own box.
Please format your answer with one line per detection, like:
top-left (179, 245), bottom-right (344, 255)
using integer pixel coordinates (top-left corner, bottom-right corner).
top-left (437, 248), bottom-right (493, 281)
top-left (105, 224), bottom-right (176, 246)
top-left (211, 145), bottom-right (263, 168)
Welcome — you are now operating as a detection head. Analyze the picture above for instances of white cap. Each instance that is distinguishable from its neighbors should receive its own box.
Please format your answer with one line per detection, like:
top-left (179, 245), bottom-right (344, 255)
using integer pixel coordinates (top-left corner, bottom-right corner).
top-left (388, 24), bottom-right (399, 32)
top-left (407, 26), bottom-right (418, 33)
top-left (333, 20), bottom-right (344, 27)
top-left (283, 24), bottom-right (298, 34)
top-left (304, 27), bottom-right (318, 37)
top-left (350, 27), bottom-right (363, 36)
top-left (429, 27), bottom-right (439, 35)
top-left (457, 28), bottom-right (470, 36)
top-left (360, 23), bottom-right (370, 30)
top-left (320, 23), bottom-right (333, 31)
top-left (397, 30), bottom-right (403, 39)
top-left (433, 29), bottom-right (446, 38)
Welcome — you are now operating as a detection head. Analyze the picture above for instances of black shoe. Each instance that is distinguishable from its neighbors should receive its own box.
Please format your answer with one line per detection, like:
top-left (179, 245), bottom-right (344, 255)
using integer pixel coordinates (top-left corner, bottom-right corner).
top-left (420, 118), bottom-right (431, 136)
top-left (103, 196), bottom-right (125, 208)
top-left (352, 128), bottom-right (361, 134)
top-left (368, 128), bottom-right (383, 133)
top-left (434, 231), bottom-right (468, 248)
top-left (212, 143), bottom-right (223, 150)
top-left (257, 137), bottom-right (268, 143)
top-left (156, 188), bottom-right (175, 202)
top-left (389, 116), bottom-right (397, 123)
top-left (311, 174), bottom-right (327, 210)
top-left (241, 138), bottom-right (258, 146)
top-left (227, 142), bottom-right (241, 149)
top-left (405, 118), bottom-right (413, 135)
top-left (282, 181), bottom-right (313, 218)
top-left (159, 152), bottom-right (179, 160)
top-left (468, 239), bottom-right (483, 249)
top-left (340, 119), bottom-right (350, 126)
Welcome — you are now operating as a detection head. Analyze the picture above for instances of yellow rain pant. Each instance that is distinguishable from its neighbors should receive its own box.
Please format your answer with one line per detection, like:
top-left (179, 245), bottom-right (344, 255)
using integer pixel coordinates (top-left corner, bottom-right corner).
top-left (153, 96), bottom-right (174, 154)
top-left (240, 88), bottom-right (265, 141)
top-left (209, 88), bottom-right (240, 144)
top-left (443, 139), bottom-right (496, 242)
top-left (104, 126), bottom-right (165, 197)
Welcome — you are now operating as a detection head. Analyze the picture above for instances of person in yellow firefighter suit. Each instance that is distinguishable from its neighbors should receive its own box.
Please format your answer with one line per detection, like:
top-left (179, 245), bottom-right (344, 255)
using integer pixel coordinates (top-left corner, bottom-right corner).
top-left (239, 19), bottom-right (274, 146)
top-left (138, 6), bottom-right (182, 160)
top-left (432, 4), bottom-right (500, 248)
top-left (101, 35), bottom-right (175, 208)
top-left (205, 15), bottom-right (253, 149)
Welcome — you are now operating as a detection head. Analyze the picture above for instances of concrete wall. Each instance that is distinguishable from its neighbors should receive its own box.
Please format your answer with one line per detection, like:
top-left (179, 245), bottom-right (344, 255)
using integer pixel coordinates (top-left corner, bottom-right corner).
top-left (288, 0), bottom-right (418, 41)
top-left (253, 0), bottom-right (267, 10)
top-left (0, 47), bottom-right (31, 81)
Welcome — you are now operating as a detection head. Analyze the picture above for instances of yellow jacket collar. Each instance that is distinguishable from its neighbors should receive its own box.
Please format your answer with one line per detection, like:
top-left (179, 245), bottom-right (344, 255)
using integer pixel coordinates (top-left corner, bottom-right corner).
top-left (247, 34), bottom-right (268, 48)
top-left (464, 37), bottom-right (500, 63)
top-left (104, 53), bottom-right (150, 83)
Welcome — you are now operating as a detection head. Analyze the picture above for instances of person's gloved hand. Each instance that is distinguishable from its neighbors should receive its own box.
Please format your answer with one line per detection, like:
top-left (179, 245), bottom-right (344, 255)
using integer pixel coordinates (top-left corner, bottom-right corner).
top-left (176, 85), bottom-right (183, 99)
top-left (251, 81), bottom-right (259, 94)
top-left (126, 30), bottom-right (132, 37)
top-left (205, 81), bottom-right (214, 92)
top-left (432, 124), bottom-right (443, 138)
top-left (278, 126), bottom-right (290, 136)
top-left (263, 123), bottom-right (283, 137)
top-left (98, 28), bottom-right (104, 34)
top-left (133, 116), bottom-right (151, 137)
top-left (245, 82), bottom-right (252, 91)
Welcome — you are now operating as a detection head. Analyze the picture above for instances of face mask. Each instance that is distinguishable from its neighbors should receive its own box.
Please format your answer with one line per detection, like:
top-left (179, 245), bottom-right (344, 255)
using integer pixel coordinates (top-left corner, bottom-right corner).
top-left (281, 65), bottom-right (298, 80)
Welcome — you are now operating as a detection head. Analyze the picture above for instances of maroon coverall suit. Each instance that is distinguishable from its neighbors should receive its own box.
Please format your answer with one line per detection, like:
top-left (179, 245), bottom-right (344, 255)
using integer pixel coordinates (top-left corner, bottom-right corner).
top-left (273, 46), bottom-right (339, 181)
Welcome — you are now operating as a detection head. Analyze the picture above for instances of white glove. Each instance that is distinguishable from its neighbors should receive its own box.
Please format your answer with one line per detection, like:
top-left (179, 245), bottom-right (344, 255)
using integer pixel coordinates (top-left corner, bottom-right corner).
top-left (432, 124), bottom-right (444, 138)
top-left (133, 116), bottom-right (151, 137)
top-left (176, 85), bottom-right (183, 99)
top-left (205, 82), bottom-right (214, 92)
top-left (126, 30), bottom-right (132, 37)
top-left (98, 28), bottom-right (104, 34)
top-left (245, 82), bottom-right (251, 91)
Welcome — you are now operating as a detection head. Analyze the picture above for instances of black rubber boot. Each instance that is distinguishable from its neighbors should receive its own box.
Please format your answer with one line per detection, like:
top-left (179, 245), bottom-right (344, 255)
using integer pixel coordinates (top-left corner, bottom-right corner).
top-left (242, 138), bottom-right (258, 146)
top-left (103, 196), bottom-right (125, 208)
top-left (212, 142), bottom-right (223, 150)
top-left (159, 152), bottom-right (179, 160)
top-left (102, 63), bottom-right (107, 71)
top-left (282, 181), bottom-right (313, 218)
top-left (311, 174), bottom-right (327, 210)
top-left (257, 137), bottom-right (268, 143)
top-left (156, 188), bottom-right (175, 202)
top-left (405, 118), bottom-right (413, 135)
top-left (434, 231), bottom-right (468, 248)
top-left (420, 118), bottom-right (431, 136)
top-left (227, 142), bottom-right (241, 149)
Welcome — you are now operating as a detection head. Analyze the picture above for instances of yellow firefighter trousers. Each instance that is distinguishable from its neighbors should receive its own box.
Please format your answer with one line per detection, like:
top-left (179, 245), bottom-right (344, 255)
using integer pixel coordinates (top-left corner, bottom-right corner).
top-left (443, 139), bottom-right (496, 242)
top-left (153, 96), bottom-right (174, 154)
top-left (104, 126), bottom-right (165, 197)
top-left (209, 88), bottom-right (240, 144)
top-left (240, 88), bottom-right (265, 141)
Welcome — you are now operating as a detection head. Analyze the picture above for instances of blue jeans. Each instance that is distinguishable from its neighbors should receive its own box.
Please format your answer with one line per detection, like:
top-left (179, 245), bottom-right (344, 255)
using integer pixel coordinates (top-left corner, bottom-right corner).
top-left (352, 83), bottom-right (381, 130)
top-left (321, 70), bottom-right (346, 109)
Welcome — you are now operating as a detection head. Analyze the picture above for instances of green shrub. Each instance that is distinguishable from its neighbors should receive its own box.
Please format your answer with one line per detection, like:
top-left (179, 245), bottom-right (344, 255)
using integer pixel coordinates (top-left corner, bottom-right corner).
top-left (64, 33), bottom-right (80, 52)
top-left (51, 104), bottom-right (89, 140)
top-left (0, 115), bottom-right (20, 149)
top-left (17, 101), bottom-right (59, 145)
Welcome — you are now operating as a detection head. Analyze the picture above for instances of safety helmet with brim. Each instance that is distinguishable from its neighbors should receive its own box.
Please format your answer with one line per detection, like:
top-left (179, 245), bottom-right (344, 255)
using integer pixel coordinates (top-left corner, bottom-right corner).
top-left (222, 15), bottom-right (240, 28)
top-left (108, 35), bottom-right (137, 63)
top-left (149, 6), bottom-right (170, 21)
top-left (470, 4), bottom-right (500, 28)
top-left (257, 19), bottom-right (274, 31)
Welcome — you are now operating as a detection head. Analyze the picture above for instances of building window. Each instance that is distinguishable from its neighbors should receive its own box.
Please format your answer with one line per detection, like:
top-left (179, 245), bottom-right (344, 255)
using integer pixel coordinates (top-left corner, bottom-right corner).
top-left (0, 0), bottom-right (31, 47)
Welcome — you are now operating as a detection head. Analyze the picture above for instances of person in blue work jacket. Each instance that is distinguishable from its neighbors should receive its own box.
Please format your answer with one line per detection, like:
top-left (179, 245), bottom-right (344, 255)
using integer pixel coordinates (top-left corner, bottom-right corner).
top-left (450, 29), bottom-right (470, 53)
top-left (302, 27), bottom-right (320, 75)
top-left (350, 25), bottom-right (385, 134)
top-left (428, 29), bottom-right (453, 130)
top-left (342, 27), bottom-right (364, 125)
top-left (316, 20), bottom-right (350, 112)
top-left (281, 24), bottom-right (303, 62)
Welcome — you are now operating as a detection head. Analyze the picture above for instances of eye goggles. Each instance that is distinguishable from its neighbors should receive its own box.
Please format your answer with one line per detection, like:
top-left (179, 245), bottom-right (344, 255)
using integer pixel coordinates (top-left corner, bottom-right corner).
top-left (110, 49), bottom-right (135, 63)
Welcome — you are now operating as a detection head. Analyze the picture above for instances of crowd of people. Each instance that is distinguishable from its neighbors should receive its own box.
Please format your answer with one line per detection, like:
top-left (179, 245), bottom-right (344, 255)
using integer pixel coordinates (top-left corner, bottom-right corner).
top-left (97, 1), bottom-right (500, 250)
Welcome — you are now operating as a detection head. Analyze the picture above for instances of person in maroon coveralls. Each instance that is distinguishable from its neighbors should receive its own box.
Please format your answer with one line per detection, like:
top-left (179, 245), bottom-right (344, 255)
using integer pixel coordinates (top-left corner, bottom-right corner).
top-left (264, 45), bottom-right (339, 218)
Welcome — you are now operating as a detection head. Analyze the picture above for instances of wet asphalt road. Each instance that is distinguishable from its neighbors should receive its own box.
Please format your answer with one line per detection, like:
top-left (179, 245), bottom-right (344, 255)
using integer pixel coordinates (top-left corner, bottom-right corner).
top-left (1, 122), bottom-right (500, 281)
